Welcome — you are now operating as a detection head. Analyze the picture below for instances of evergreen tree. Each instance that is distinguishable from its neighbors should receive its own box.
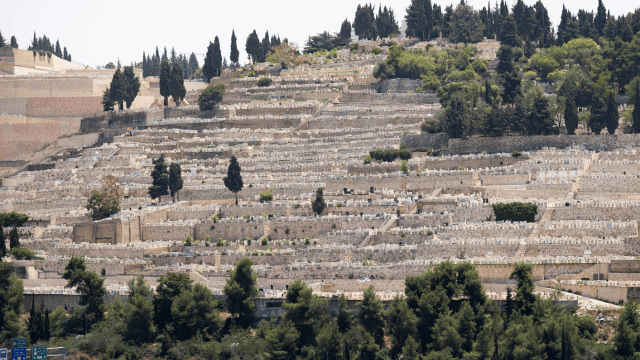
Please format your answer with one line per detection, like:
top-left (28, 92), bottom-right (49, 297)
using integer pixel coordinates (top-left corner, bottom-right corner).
top-left (556, 5), bottom-right (578, 45)
top-left (500, 15), bottom-right (520, 47)
top-left (448, 3), bottom-right (484, 44)
top-left (223, 257), bottom-right (258, 328)
top-left (170, 47), bottom-right (177, 65)
top-left (0, 31), bottom-right (5, 48)
top-left (496, 46), bottom-right (521, 104)
top-left (282, 279), bottom-right (328, 350)
top-left (633, 82), bottom-right (640, 133)
top-left (401, 336), bottom-right (421, 360)
top-left (340, 19), bottom-right (352, 39)
top-left (316, 321), bottom-right (344, 360)
top-left (354, 4), bottom-right (375, 40)
top-left (262, 31), bottom-right (271, 61)
top-left (0, 219), bottom-right (6, 258)
top-left (223, 155), bottom-right (243, 205)
top-left (123, 66), bottom-right (140, 109)
top-left (564, 97), bottom-right (579, 135)
top-left (54, 40), bottom-right (62, 58)
top-left (230, 30), bottom-right (239, 65)
top-left (149, 154), bottom-right (169, 203)
top-left (405, 0), bottom-right (427, 40)
top-left (8, 225), bottom-right (19, 250)
top-left (101, 88), bottom-right (115, 112)
top-left (594, 0), bottom-right (607, 36)
top-left (387, 295), bottom-right (418, 356)
top-left (188, 53), bottom-right (199, 79)
top-left (162, 47), bottom-right (168, 63)
top-left (203, 41), bottom-right (216, 82)
top-left (109, 68), bottom-right (126, 110)
top-left (168, 163), bottom-right (183, 203)
top-left (168, 62), bottom-right (186, 106)
top-left (358, 286), bottom-right (386, 347)
top-left (246, 30), bottom-right (261, 64)
top-left (606, 91), bottom-right (619, 135)
top-left (589, 95), bottom-right (607, 134)
top-left (159, 60), bottom-right (170, 106)
top-left (354, 331), bottom-right (384, 360)
top-left (526, 94), bottom-right (554, 135)
top-left (311, 187), bottom-right (326, 215)
top-left (212, 36), bottom-right (222, 77)
top-left (443, 96), bottom-right (469, 138)
top-left (337, 293), bottom-right (354, 333)
top-left (10, 36), bottom-right (18, 49)
top-left (123, 275), bottom-right (155, 345)
top-left (63, 256), bottom-right (106, 326)
top-left (171, 283), bottom-right (221, 341)
top-left (153, 273), bottom-right (192, 332)
top-left (63, 47), bottom-right (68, 61)
top-left (142, 52), bottom-right (147, 77)
top-left (264, 320), bottom-right (299, 360)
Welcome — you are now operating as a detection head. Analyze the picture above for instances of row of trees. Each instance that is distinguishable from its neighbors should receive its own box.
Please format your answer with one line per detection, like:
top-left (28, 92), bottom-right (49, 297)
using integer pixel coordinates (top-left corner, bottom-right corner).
top-left (142, 47), bottom-right (199, 80)
top-left (148, 154), bottom-right (184, 204)
top-left (10, 254), bottom-right (640, 359)
top-left (353, 4), bottom-right (400, 40)
top-left (0, 30), bottom-right (18, 49)
top-left (101, 65), bottom-right (141, 111)
top-left (27, 32), bottom-right (71, 61)
top-left (246, 29), bottom-right (284, 65)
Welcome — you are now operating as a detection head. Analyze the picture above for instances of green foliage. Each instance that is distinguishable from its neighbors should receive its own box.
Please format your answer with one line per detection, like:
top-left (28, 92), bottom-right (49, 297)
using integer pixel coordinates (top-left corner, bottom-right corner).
top-left (223, 155), bottom-right (244, 205)
top-left (168, 163), bottom-right (183, 203)
top-left (511, 150), bottom-right (522, 157)
top-left (0, 212), bottom-right (29, 227)
top-left (123, 275), bottom-right (155, 345)
top-left (370, 47), bottom-right (381, 55)
top-left (492, 202), bottom-right (538, 223)
top-left (171, 283), bottom-right (221, 340)
top-left (122, 66), bottom-right (140, 109)
top-left (153, 272), bottom-right (192, 332)
top-left (203, 36), bottom-right (222, 80)
top-left (312, 188), bottom-right (326, 216)
top-left (63, 256), bottom-right (107, 326)
top-left (387, 295), bottom-right (418, 356)
top-left (199, 83), bottom-right (226, 111)
top-left (257, 77), bottom-right (273, 87)
top-left (260, 188), bottom-right (274, 202)
top-left (282, 279), bottom-right (328, 349)
top-left (86, 177), bottom-right (121, 221)
top-left (447, 4), bottom-right (484, 44)
top-left (363, 154), bottom-right (372, 164)
top-left (101, 88), bottom-right (114, 112)
top-left (369, 148), bottom-right (412, 162)
top-left (10, 247), bottom-right (35, 260)
top-left (149, 154), bottom-right (169, 203)
top-left (400, 160), bottom-right (409, 173)
top-left (169, 62), bottom-right (186, 106)
top-left (421, 118), bottom-right (443, 133)
top-left (442, 96), bottom-right (469, 139)
top-left (224, 258), bottom-right (258, 328)
top-left (373, 45), bottom-right (436, 80)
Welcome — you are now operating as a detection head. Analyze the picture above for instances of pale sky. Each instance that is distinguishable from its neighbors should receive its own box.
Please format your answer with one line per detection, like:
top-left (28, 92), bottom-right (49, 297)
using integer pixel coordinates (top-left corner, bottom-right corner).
top-left (1, 0), bottom-right (637, 68)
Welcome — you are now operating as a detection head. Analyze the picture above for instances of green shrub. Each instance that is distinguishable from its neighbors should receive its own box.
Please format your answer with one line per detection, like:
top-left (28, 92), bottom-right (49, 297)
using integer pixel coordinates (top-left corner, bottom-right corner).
top-left (350, 43), bottom-right (358, 52)
top-left (11, 247), bottom-right (36, 260)
top-left (370, 47), bottom-right (381, 55)
top-left (247, 71), bottom-right (256, 77)
top-left (336, 203), bottom-right (342, 207)
top-left (256, 77), bottom-right (273, 87)
top-left (305, 237), bottom-right (310, 245)
top-left (260, 188), bottom-right (274, 201)
top-left (369, 148), bottom-right (412, 162)
top-left (184, 236), bottom-right (192, 246)
top-left (216, 238), bottom-right (224, 246)
top-left (243, 214), bottom-right (250, 220)
top-left (198, 84), bottom-right (226, 111)
top-left (512, 150), bottom-right (522, 157)
top-left (261, 238), bottom-right (268, 246)
top-left (400, 160), bottom-right (409, 173)
top-left (363, 154), bottom-right (372, 164)
top-left (491, 202), bottom-right (538, 223)
top-left (426, 230), bottom-right (433, 235)
top-left (331, 223), bottom-right (336, 229)
top-left (421, 118), bottom-right (442, 133)
top-left (246, 238), bottom-right (252, 245)
top-left (211, 216), bottom-right (219, 222)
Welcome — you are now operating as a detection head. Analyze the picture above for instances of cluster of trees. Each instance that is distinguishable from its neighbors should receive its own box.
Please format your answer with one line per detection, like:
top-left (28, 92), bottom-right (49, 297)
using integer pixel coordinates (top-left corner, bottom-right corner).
top-left (304, 32), bottom-right (346, 54)
top-left (0, 30), bottom-right (18, 49)
top-left (27, 32), bottom-right (71, 61)
top-left (10, 254), bottom-right (640, 359)
top-left (353, 4), bottom-right (400, 40)
top-left (101, 64), bottom-right (141, 111)
top-left (142, 47), bottom-right (199, 80)
top-left (246, 30), bottom-right (284, 64)
top-left (203, 37), bottom-right (223, 81)
top-left (555, 1), bottom-right (640, 45)
top-left (148, 154), bottom-right (183, 204)
top-left (0, 219), bottom-right (21, 259)
top-left (491, 202), bottom-right (538, 222)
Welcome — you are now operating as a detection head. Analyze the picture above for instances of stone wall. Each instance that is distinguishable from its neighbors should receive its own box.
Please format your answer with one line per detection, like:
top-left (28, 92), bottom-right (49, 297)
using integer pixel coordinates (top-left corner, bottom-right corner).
top-left (378, 79), bottom-right (424, 93)
top-left (0, 77), bottom-right (94, 97)
top-left (340, 92), bottom-right (439, 104)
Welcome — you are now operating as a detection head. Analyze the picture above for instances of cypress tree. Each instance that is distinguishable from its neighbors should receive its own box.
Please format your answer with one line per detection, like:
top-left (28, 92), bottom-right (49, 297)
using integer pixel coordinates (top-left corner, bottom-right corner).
top-left (526, 95), bottom-right (553, 135)
top-left (589, 95), bottom-right (607, 134)
top-left (142, 52), bottom-right (147, 77)
top-left (633, 82), bottom-right (640, 133)
top-left (0, 31), bottom-right (5, 48)
top-left (54, 40), bottom-right (62, 57)
top-left (63, 47), bottom-right (68, 60)
top-left (149, 154), bottom-right (169, 203)
top-left (424, 0), bottom-right (433, 39)
top-left (223, 156), bottom-right (244, 205)
top-left (0, 219), bottom-right (6, 258)
top-left (123, 66), bottom-right (140, 109)
top-left (606, 91), bottom-right (619, 135)
top-left (9, 225), bottom-right (19, 250)
top-left (443, 96), bottom-right (469, 138)
top-left (245, 30), bottom-right (261, 64)
top-left (212, 36), bottom-right (222, 77)
top-left (564, 97), bottom-right (579, 135)
top-left (262, 31), bottom-right (271, 61)
top-left (44, 310), bottom-right (51, 341)
top-left (312, 187), bottom-right (326, 215)
top-left (340, 19), bottom-right (352, 39)
top-left (500, 15), bottom-right (520, 47)
top-left (203, 41), bottom-right (216, 81)
top-left (170, 47), bottom-right (177, 65)
top-left (109, 68), bottom-right (126, 110)
top-left (168, 163), bottom-right (183, 203)
top-left (230, 30), bottom-right (239, 65)
top-left (594, 0), bottom-right (607, 36)
top-left (160, 60), bottom-right (170, 106)
top-left (162, 47), bottom-right (168, 63)
top-left (496, 46), bottom-right (521, 104)
top-left (188, 53), bottom-right (199, 78)
top-left (168, 63), bottom-right (186, 106)
top-left (405, 0), bottom-right (426, 40)
top-left (10, 36), bottom-right (18, 49)
top-left (101, 88), bottom-right (115, 112)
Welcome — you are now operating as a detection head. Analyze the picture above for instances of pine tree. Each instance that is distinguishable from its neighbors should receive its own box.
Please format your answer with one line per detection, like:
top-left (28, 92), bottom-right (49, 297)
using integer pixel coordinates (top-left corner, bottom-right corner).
top-left (101, 88), bottom-right (115, 112)
top-left (337, 293), bottom-right (354, 333)
top-left (10, 36), bottom-right (18, 49)
top-left (223, 257), bottom-right (258, 328)
top-left (168, 163), bottom-right (183, 203)
top-left (634, 83), bottom-right (640, 133)
top-left (312, 187), bottom-right (326, 215)
top-left (230, 30), bottom-right (239, 65)
top-left (123, 66), bottom-right (140, 109)
top-left (188, 53), bottom-right (199, 79)
top-left (159, 60), bottom-right (170, 106)
top-left (168, 63), bottom-right (186, 106)
top-left (149, 154), bottom-right (169, 203)
top-left (212, 36), bottom-right (222, 77)
top-left (223, 155), bottom-right (244, 205)
top-left (340, 19), bottom-right (352, 39)
top-left (387, 295), bottom-right (418, 356)
top-left (606, 91), bottom-right (619, 135)
top-left (358, 286), bottom-right (386, 346)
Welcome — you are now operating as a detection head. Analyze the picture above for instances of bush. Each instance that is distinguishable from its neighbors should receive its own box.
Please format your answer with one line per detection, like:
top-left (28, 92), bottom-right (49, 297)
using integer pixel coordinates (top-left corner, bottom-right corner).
top-left (363, 155), bottom-right (372, 165)
top-left (426, 230), bottom-right (433, 235)
top-left (216, 238), bottom-right (224, 246)
top-left (370, 47), bottom-right (381, 55)
top-left (198, 84), bottom-right (226, 111)
top-left (305, 237), bottom-right (310, 245)
top-left (11, 247), bottom-right (36, 260)
top-left (369, 148), bottom-right (413, 162)
top-left (336, 203), bottom-right (342, 207)
top-left (184, 236), bottom-right (192, 246)
top-left (247, 71), bottom-right (256, 77)
top-left (491, 202), bottom-right (538, 223)
top-left (260, 188), bottom-right (274, 201)
top-left (421, 118), bottom-right (442, 133)
top-left (400, 160), bottom-right (409, 173)
top-left (246, 238), bottom-right (252, 245)
top-left (261, 238), bottom-right (268, 246)
top-left (511, 150), bottom-right (522, 157)
top-left (256, 77), bottom-right (272, 87)
top-left (243, 214), bottom-right (250, 220)
top-left (350, 43), bottom-right (358, 52)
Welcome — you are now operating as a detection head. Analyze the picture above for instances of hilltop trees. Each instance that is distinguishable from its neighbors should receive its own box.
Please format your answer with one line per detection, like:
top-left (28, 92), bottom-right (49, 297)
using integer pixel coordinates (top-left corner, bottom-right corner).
top-left (223, 155), bottom-right (243, 205)
top-left (10, 36), bottom-right (18, 49)
top-left (168, 63), bottom-right (186, 106)
top-left (159, 60), bottom-right (170, 106)
top-left (63, 256), bottom-right (107, 326)
top-left (103, 66), bottom-right (139, 111)
top-left (203, 36), bottom-right (222, 81)
top-left (28, 32), bottom-right (71, 60)
top-left (230, 30), bottom-right (239, 66)
top-left (122, 66), bottom-right (140, 109)
top-left (340, 19), bottom-right (352, 39)
top-left (246, 30), bottom-right (261, 64)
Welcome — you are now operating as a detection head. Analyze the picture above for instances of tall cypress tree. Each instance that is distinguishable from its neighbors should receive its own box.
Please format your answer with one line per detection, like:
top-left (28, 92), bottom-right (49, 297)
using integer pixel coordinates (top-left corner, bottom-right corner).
top-left (230, 30), bottom-right (239, 65)
top-left (500, 15), bottom-right (520, 47)
top-left (223, 155), bottom-right (243, 205)
top-left (594, 0), bottom-right (607, 36)
top-left (149, 154), bottom-right (169, 203)
top-left (10, 36), bottom-right (18, 49)
top-left (405, 0), bottom-right (426, 40)
top-left (109, 69), bottom-right (126, 111)
top-left (0, 219), bottom-right (6, 258)
top-left (188, 53), bottom-right (199, 79)
top-left (160, 60), bottom-right (170, 106)
top-left (633, 82), bottom-right (640, 133)
top-left (0, 31), bottom-right (5, 48)
top-left (340, 19), bottom-right (352, 39)
top-left (123, 66), bottom-right (140, 109)
top-left (424, 0), bottom-right (433, 39)
top-left (606, 91), bottom-right (619, 135)
top-left (9, 225), bottom-right (19, 250)
top-left (212, 36), bottom-right (222, 77)
top-left (168, 163), bottom-right (183, 203)
top-left (262, 31), bottom-right (271, 61)
top-left (168, 63), bottom-right (186, 106)
top-left (142, 52), bottom-right (147, 77)
top-left (245, 30), bottom-right (261, 64)
top-left (203, 41), bottom-right (216, 81)
top-left (564, 97), bottom-right (579, 135)
top-left (54, 40), bottom-right (62, 58)
top-left (496, 46), bottom-right (521, 104)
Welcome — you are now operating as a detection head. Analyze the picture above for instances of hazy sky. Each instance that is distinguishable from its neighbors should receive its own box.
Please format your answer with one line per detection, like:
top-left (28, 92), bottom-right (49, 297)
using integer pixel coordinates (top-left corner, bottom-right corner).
top-left (2, 0), bottom-right (637, 68)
